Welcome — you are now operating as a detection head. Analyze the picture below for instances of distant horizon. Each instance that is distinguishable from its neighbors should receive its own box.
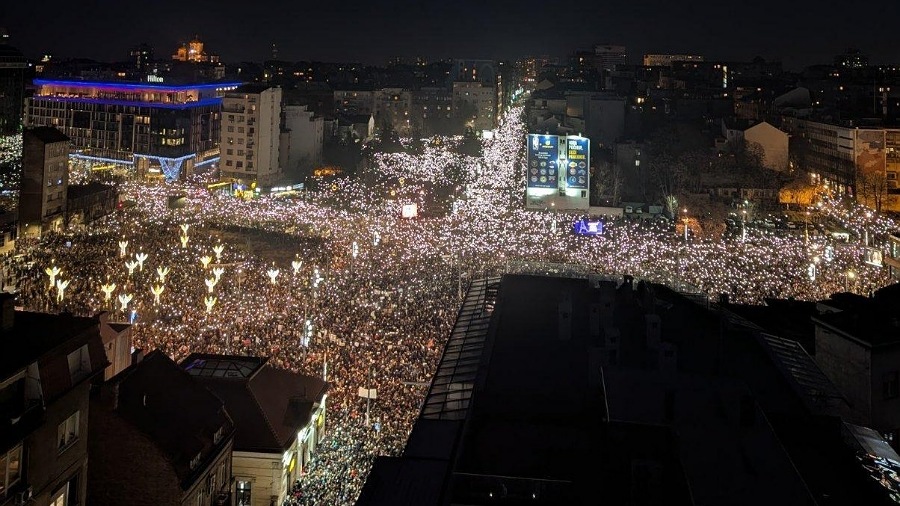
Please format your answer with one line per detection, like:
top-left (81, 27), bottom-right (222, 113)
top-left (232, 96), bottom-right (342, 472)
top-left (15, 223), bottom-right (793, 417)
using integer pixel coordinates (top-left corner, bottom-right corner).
top-left (3, 38), bottom-right (886, 73)
top-left (3, 0), bottom-right (899, 71)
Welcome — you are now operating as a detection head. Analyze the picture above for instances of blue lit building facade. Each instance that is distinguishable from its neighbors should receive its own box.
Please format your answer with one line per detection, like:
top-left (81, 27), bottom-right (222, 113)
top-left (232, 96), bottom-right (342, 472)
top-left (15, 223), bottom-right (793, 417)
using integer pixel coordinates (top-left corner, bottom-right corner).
top-left (25, 79), bottom-right (240, 181)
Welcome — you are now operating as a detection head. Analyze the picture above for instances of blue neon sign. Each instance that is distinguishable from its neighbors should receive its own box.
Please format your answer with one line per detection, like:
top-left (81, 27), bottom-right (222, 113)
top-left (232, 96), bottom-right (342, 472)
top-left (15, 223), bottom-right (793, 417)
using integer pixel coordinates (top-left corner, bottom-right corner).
top-left (573, 219), bottom-right (604, 236)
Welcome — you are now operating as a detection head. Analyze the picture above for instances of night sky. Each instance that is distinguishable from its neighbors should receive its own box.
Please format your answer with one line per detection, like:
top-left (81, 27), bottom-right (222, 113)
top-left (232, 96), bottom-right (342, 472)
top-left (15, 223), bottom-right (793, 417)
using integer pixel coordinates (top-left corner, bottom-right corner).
top-left (3, 0), bottom-right (898, 68)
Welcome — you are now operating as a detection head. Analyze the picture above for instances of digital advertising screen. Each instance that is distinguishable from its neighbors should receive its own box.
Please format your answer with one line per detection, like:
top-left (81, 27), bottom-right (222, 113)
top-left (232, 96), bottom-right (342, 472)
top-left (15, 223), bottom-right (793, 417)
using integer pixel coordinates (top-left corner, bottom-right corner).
top-left (565, 137), bottom-right (590, 190)
top-left (526, 134), bottom-right (560, 189)
top-left (573, 218), bottom-right (604, 236)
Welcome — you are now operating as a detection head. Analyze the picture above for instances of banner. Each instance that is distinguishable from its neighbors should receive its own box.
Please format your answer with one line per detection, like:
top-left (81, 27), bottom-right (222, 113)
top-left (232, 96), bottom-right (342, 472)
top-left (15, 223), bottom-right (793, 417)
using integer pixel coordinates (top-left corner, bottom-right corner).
top-left (526, 134), bottom-right (559, 189)
top-left (565, 137), bottom-right (590, 190)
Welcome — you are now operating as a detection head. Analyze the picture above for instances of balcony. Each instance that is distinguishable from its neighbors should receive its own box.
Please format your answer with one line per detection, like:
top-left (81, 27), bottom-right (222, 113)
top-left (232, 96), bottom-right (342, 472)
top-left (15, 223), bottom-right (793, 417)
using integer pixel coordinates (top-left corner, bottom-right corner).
top-left (223, 105), bottom-right (245, 114)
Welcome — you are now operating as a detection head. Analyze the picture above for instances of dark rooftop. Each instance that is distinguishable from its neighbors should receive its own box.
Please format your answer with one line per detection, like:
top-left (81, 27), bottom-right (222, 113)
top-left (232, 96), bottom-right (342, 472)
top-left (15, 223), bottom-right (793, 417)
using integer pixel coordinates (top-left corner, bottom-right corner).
top-left (232, 83), bottom-right (277, 94)
top-left (24, 126), bottom-right (69, 145)
top-left (67, 182), bottom-right (116, 200)
top-left (181, 353), bottom-right (327, 453)
top-left (0, 308), bottom-right (98, 379)
top-left (112, 350), bottom-right (234, 490)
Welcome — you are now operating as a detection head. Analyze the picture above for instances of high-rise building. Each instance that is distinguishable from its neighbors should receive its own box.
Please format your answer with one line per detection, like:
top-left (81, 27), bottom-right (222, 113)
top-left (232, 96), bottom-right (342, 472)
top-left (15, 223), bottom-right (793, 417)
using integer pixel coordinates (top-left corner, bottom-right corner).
top-left (220, 84), bottom-right (282, 186)
top-left (593, 44), bottom-right (627, 71)
top-left (834, 48), bottom-right (869, 69)
top-left (25, 79), bottom-right (240, 180)
top-left (19, 126), bottom-right (69, 237)
top-left (452, 82), bottom-right (496, 132)
top-left (0, 34), bottom-right (28, 135)
top-left (450, 59), bottom-right (497, 88)
top-left (129, 43), bottom-right (153, 72)
top-left (643, 53), bottom-right (704, 67)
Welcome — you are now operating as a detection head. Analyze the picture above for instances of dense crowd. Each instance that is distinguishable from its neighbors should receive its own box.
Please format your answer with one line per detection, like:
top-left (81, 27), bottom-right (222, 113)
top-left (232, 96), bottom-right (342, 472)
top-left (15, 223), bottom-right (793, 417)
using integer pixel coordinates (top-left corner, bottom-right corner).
top-left (5, 105), bottom-right (894, 505)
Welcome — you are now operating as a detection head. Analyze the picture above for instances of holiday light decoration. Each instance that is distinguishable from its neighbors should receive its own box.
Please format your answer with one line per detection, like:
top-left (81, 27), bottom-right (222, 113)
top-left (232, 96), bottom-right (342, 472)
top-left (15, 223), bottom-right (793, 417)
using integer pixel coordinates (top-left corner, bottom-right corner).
top-left (150, 284), bottom-right (165, 305)
top-left (135, 252), bottom-right (149, 271)
top-left (117, 293), bottom-right (133, 312)
top-left (157, 266), bottom-right (170, 284)
top-left (45, 264), bottom-right (61, 290)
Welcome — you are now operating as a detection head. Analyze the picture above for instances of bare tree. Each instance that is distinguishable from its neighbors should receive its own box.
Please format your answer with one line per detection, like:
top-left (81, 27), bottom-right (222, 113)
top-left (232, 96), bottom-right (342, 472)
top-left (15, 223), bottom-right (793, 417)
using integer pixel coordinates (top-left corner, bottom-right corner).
top-left (858, 169), bottom-right (888, 212)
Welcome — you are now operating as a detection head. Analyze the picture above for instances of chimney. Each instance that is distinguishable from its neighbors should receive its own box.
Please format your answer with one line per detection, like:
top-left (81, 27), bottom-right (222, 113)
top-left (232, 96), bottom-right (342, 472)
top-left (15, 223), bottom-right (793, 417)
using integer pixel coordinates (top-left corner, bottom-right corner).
top-left (0, 293), bottom-right (15, 331)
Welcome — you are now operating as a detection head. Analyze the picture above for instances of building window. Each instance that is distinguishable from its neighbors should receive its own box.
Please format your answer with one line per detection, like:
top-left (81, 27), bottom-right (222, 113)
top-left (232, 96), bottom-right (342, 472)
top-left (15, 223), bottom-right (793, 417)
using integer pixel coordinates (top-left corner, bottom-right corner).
top-left (227, 126), bottom-right (234, 132)
top-left (0, 445), bottom-right (22, 497)
top-left (635, 160), bottom-right (640, 166)
top-left (58, 411), bottom-right (80, 452)
top-left (236, 480), bottom-right (251, 506)
top-left (884, 372), bottom-right (899, 399)
top-left (67, 345), bottom-right (91, 383)
top-left (213, 427), bottom-right (224, 445)
top-left (190, 453), bottom-right (201, 470)
top-left (50, 486), bottom-right (66, 506)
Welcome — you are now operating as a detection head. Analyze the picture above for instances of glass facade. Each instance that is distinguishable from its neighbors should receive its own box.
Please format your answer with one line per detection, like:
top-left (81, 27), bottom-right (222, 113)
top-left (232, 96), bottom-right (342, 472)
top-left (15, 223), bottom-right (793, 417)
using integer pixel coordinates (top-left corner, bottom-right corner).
top-left (25, 80), bottom-right (238, 178)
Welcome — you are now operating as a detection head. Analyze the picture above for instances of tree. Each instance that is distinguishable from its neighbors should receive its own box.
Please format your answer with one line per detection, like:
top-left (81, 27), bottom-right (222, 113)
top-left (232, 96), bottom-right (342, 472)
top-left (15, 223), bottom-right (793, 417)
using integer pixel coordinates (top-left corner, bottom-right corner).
top-left (779, 174), bottom-right (822, 210)
top-left (454, 128), bottom-right (482, 157)
top-left (858, 169), bottom-right (888, 212)
top-left (592, 148), bottom-right (622, 205)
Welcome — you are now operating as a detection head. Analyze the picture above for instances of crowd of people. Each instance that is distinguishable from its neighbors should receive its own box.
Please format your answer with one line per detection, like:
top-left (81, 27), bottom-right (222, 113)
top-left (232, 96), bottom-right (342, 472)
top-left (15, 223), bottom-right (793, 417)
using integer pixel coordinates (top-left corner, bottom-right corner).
top-left (3, 104), bottom-right (895, 505)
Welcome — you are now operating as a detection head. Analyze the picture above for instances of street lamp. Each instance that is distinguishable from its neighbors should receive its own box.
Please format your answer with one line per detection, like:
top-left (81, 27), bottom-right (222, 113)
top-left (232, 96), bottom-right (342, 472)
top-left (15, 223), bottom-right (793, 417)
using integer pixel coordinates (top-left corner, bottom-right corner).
top-left (682, 208), bottom-right (689, 242)
top-left (845, 270), bottom-right (856, 292)
top-left (741, 209), bottom-right (747, 242)
top-left (805, 210), bottom-right (811, 244)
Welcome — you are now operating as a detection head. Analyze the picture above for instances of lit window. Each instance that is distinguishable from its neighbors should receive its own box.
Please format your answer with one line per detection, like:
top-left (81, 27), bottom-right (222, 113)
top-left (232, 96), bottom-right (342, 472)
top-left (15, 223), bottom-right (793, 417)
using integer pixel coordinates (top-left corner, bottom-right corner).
top-left (0, 445), bottom-right (22, 496)
top-left (58, 411), bottom-right (80, 452)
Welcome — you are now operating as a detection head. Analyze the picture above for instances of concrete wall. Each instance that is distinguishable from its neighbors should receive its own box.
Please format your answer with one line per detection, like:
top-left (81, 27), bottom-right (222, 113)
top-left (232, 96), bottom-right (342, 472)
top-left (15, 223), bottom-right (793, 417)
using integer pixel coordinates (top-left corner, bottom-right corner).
top-left (27, 381), bottom-right (90, 506)
top-left (281, 105), bottom-right (324, 176)
top-left (814, 324), bottom-right (871, 424)
top-left (745, 122), bottom-right (789, 172)
top-left (232, 451), bottom-right (282, 506)
top-left (871, 346), bottom-right (900, 439)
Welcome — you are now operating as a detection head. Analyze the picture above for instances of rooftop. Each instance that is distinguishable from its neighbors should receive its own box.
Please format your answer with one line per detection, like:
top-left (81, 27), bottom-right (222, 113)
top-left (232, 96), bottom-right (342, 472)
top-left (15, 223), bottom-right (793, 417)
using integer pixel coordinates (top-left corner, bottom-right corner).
top-left (0, 308), bottom-right (98, 379)
top-left (110, 350), bottom-right (234, 490)
top-left (24, 126), bottom-right (69, 145)
top-left (181, 353), bottom-right (328, 453)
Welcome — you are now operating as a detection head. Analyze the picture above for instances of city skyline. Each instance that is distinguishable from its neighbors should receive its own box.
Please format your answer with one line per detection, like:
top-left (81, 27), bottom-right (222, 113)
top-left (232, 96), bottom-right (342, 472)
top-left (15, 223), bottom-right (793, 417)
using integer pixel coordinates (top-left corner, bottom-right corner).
top-left (3, 0), bottom-right (899, 68)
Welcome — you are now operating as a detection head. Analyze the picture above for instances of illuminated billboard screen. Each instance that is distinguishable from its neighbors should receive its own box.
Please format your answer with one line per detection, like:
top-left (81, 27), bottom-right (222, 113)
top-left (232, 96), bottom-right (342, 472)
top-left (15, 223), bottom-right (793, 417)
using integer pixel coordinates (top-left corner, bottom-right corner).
top-left (573, 218), bottom-right (603, 236)
top-left (865, 247), bottom-right (884, 267)
top-left (401, 203), bottom-right (418, 218)
top-left (565, 137), bottom-right (590, 190)
top-left (526, 134), bottom-right (559, 189)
